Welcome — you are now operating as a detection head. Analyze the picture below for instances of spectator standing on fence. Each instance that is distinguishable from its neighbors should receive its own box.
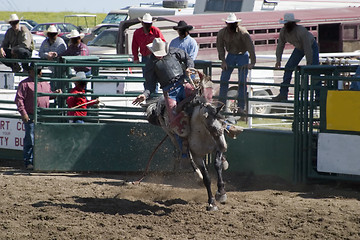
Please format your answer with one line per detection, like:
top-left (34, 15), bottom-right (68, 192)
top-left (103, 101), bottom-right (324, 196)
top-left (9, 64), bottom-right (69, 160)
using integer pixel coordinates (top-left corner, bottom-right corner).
top-left (60, 30), bottom-right (91, 75)
top-left (39, 25), bottom-right (67, 61)
top-left (273, 13), bottom-right (320, 101)
top-left (14, 63), bottom-right (62, 170)
top-left (132, 13), bottom-right (166, 65)
top-left (170, 20), bottom-right (199, 61)
top-left (216, 13), bottom-right (256, 116)
top-left (0, 14), bottom-right (34, 73)
top-left (66, 72), bottom-right (99, 123)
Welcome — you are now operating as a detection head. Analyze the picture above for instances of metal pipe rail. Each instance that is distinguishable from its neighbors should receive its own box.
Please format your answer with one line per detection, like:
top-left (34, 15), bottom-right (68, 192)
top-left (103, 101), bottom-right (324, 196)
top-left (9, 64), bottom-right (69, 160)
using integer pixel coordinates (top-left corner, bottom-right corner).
top-left (293, 64), bottom-right (360, 183)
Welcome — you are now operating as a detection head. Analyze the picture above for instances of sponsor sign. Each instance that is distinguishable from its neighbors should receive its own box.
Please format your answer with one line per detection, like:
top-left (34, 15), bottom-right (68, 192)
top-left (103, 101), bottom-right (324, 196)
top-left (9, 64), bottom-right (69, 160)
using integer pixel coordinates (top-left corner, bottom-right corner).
top-left (0, 117), bottom-right (25, 150)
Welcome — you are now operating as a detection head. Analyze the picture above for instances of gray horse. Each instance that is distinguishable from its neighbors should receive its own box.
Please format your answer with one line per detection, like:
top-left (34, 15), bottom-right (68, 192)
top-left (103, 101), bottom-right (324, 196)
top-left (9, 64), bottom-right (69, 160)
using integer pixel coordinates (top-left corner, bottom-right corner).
top-left (146, 91), bottom-right (230, 211)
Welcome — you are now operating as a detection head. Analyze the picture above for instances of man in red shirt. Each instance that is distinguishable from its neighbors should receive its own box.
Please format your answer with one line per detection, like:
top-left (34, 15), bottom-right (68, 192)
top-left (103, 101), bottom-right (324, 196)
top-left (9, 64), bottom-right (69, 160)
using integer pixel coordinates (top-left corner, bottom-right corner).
top-left (132, 13), bottom-right (166, 64)
top-left (66, 72), bottom-right (99, 123)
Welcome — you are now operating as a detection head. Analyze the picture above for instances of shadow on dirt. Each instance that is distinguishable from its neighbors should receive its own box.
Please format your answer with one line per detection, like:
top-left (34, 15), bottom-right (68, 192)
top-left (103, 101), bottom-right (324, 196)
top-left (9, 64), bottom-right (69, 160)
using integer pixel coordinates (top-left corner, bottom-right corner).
top-left (32, 197), bottom-right (172, 216)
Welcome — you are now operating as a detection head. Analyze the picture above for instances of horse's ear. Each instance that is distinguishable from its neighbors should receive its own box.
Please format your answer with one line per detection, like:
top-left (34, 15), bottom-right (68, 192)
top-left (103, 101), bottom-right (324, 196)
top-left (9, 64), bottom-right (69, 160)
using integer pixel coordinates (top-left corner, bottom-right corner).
top-left (216, 102), bottom-right (225, 115)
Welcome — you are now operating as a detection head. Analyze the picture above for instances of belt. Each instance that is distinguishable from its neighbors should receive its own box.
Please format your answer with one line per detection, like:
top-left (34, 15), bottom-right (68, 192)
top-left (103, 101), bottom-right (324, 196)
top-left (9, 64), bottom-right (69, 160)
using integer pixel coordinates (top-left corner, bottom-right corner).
top-left (162, 80), bottom-right (183, 92)
top-left (229, 52), bottom-right (245, 55)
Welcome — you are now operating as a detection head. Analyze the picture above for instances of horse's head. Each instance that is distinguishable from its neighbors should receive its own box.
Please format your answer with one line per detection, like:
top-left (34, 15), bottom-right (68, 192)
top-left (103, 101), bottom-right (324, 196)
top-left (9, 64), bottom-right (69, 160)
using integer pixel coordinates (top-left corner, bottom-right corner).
top-left (198, 102), bottom-right (225, 137)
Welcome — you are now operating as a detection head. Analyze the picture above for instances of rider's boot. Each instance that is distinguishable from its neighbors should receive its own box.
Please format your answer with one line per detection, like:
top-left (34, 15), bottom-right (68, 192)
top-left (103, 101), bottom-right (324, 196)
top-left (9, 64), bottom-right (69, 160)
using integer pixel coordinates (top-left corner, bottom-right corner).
top-left (225, 124), bottom-right (244, 139)
top-left (174, 135), bottom-right (191, 169)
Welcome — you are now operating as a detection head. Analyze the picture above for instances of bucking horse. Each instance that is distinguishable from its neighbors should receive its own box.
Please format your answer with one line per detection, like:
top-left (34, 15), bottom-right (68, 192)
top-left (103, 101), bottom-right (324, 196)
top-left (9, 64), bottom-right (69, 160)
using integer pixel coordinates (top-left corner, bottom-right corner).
top-left (145, 69), bottom-right (241, 211)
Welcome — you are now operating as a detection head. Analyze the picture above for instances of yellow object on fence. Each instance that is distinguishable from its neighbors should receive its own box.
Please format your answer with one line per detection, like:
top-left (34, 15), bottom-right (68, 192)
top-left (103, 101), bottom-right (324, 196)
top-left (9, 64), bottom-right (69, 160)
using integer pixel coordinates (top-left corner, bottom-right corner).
top-left (326, 90), bottom-right (360, 132)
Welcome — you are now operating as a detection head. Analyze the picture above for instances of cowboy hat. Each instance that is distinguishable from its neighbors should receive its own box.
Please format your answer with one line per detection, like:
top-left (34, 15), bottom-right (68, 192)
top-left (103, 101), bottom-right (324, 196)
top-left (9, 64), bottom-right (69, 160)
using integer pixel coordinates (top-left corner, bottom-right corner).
top-left (223, 13), bottom-right (242, 23)
top-left (173, 20), bottom-right (193, 31)
top-left (147, 38), bottom-right (169, 57)
top-left (8, 14), bottom-right (19, 23)
top-left (66, 29), bottom-right (85, 39)
top-left (138, 13), bottom-right (153, 23)
top-left (71, 71), bottom-right (87, 80)
top-left (44, 25), bottom-right (60, 36)
top-left (280, 13), bottom-right (300, 24)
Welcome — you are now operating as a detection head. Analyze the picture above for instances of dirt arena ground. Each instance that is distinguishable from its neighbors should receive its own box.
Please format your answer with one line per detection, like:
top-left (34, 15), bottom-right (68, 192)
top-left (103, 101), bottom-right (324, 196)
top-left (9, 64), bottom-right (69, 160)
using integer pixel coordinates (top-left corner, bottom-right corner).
top-left (0, 160), bottom-right (359, 240)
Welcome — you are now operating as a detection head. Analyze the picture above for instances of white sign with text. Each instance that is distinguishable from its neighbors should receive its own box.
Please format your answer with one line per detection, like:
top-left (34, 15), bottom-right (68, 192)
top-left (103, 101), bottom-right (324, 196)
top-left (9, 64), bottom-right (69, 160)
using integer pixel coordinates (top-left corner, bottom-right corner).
top-left (0, 117), bottom-right (25, 150)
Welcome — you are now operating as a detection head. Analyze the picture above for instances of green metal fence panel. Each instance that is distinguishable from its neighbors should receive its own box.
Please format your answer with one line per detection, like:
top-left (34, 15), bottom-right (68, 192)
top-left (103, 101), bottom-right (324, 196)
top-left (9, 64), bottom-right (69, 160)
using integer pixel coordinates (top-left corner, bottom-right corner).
top-left (226, 129), bottom-right (294, 181)
top-left (34, 122), bottom-right (176, 172)
top-left (33, 124), bottom-right (295, 181)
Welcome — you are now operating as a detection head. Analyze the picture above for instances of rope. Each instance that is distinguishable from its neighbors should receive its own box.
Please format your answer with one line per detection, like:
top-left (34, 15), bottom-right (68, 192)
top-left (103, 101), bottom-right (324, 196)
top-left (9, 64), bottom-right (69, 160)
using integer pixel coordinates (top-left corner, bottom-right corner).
top-left (71, 99), bottom-right (99, 109)
top-left (131, 134), bottom-right (169, 184)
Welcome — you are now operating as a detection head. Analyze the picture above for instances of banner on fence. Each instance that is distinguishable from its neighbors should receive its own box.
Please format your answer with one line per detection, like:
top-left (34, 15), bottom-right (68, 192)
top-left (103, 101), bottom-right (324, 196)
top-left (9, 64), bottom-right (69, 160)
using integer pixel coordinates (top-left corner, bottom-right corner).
top-left (0, 117), bottom-right (24, 150)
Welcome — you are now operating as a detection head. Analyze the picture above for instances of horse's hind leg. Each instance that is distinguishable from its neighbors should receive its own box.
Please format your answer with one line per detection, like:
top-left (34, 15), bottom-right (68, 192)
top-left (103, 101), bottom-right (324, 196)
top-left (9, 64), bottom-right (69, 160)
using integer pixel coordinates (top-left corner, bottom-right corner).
top-left (198, 158), bottom-right (218, 211)
top-left (214, 151), bottom-right (227, 204)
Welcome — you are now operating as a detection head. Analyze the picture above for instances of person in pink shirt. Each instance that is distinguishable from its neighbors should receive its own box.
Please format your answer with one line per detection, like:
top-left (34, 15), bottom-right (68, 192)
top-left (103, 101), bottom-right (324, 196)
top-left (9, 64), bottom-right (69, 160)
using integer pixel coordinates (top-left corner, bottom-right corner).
top-left (132, 13), bottom-right (166, 64)
top-left (15, 63), bottom-right (62, 170)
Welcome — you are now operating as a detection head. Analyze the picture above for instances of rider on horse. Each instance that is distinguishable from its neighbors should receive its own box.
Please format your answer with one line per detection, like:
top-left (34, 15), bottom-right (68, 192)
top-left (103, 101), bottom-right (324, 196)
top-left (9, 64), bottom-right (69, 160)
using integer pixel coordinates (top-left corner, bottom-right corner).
top-left (133, 38), bottom-right (243, 158)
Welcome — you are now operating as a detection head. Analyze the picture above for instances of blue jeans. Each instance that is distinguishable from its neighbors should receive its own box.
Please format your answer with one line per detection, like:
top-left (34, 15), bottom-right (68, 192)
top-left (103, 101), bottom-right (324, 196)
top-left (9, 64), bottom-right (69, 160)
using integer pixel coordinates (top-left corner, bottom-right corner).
top-left (280, 41), bottom-right (320, 96)
top-left (219, 53), bottom-right (249, 109)
top-left (70, 119), bottom-right (85, 123)
top-left (23, 119), bottom-right (34, 166)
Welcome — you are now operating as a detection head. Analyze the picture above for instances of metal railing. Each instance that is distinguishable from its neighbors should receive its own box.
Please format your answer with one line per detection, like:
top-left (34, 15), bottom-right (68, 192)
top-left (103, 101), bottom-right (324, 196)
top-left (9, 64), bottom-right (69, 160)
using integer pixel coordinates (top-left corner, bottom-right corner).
top-left (293, 64), bottom-right (360, 183)
top-left (0, 57), bottom-right (313, 128)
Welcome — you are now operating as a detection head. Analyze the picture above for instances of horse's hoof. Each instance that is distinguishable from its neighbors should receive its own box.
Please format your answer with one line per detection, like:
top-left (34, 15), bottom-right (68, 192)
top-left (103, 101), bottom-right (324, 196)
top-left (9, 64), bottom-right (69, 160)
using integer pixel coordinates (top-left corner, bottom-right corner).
top-left (206, 204), bottom-right (218, 211)
top-left (222, 160), bottom-right (229, 170)
top-left (215, 191), bottom-right (227, 204)
top-left (194, 168), bottom-right (203, 180)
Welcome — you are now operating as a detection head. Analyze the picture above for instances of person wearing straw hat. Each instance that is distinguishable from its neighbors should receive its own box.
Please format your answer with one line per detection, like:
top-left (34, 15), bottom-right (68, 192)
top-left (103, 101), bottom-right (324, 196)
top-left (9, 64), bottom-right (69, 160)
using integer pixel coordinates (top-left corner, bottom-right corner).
top-left (170, 20), bottom-right (199, 61)
top-left (216, 13), bottom-right (256, 117)
top-left (0, 13), bottom-right (34, 73)
top-left (66, 71), bottom-right (99, 123)
top-left (60, 29), bottom-right (90, 74)
top-left (15, 63), bottom-right (62, 170)
top-left (39, 25), bottom-right (67, 61)
top-left (272, 13), bottom-right (320, 101)
top-left (133, 37), bottom-right (197, 161)
top-left (132, 13), bottom-right (166, 64)
top-left (133, 38), bottom-right (195, 139)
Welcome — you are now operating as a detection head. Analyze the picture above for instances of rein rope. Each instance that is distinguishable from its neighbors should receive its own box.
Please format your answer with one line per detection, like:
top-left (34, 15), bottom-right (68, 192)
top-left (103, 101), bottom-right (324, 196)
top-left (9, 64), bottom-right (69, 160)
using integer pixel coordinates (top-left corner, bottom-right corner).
top-left (131, 134), bottom-right (169, 184)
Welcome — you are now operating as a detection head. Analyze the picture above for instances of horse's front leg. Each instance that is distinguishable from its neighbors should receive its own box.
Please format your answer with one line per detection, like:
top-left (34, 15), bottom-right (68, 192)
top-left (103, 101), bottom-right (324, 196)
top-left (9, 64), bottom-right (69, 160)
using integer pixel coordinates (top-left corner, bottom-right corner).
top-left (198, 158), bottom-right (218, 211)
top-left (214, 151), bottom-right (227, 204)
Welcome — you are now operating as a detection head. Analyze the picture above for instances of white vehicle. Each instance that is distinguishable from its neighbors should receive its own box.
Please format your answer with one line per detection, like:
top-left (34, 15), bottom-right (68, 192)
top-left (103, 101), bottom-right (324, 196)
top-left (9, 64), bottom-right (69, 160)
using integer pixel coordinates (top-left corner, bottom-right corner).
top-left (102, 0), bottom-right (195, 24)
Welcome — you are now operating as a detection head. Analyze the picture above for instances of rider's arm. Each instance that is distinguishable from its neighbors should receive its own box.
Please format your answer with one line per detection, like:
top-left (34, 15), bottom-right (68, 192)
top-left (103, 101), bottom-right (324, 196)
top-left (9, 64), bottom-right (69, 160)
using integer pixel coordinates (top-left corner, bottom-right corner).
top-left (171, 47), bottom-right (194, 69)
top-left (183, 50), bottom-right (194, 69)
